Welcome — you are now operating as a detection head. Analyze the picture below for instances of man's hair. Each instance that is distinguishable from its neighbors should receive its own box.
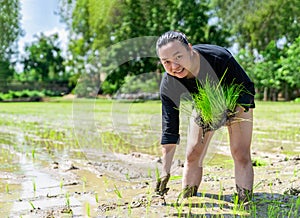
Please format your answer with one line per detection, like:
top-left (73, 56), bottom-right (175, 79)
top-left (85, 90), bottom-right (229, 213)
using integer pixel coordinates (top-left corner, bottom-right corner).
top-left (156, 31), bottom-right (189, 53)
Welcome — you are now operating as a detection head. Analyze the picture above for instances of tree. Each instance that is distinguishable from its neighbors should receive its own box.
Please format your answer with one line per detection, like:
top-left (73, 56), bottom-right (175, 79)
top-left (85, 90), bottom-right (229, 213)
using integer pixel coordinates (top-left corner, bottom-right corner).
top-left (0, 0), bottom-right (21, 58)
top-left (22, 33), bottom-right (66, 85)
top-left (169, 0), bottom-right (229, 45)
top-left (235, 48), bottom-right (255, 81)
top-left (211, 0), bottom-right (300, 51)
top-left (277, 36), bottom-right (300, 100)
top-left (0, 0), bottom-right (22, 91)
top-left (253, 41), bottom-right (285, 101)
top-left (59, 0), bottom-right (230, 94)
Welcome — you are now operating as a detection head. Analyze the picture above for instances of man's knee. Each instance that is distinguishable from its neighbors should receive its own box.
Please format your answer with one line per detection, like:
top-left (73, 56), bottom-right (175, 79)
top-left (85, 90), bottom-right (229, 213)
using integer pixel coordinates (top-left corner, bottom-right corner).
top-left (186, 145), bottom-right (205, 164)
top-left (231, 145), bottom-right (251, 164)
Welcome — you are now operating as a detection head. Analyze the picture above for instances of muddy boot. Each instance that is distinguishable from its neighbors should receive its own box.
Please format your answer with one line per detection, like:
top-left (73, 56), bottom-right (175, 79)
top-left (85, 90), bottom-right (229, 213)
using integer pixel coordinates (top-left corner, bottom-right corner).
top-left (182, 185), bottom-right (198, 198)
top-left (236, 185), bottom-right (253, 204)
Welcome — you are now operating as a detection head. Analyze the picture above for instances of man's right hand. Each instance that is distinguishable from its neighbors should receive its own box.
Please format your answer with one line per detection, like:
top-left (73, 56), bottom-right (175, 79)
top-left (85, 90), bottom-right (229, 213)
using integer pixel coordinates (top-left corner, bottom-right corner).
top-left (155, 173), bottom-right (170, 196)
top-left (155, 144), bottom-right (176, 196)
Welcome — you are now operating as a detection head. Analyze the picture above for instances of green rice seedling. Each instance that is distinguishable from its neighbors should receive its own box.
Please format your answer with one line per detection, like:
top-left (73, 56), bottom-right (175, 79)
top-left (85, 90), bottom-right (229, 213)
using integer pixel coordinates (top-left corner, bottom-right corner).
top-left (288, 203), bottom-right (294, 217)
top-left (145, 199), bottom-right (150, 215)
top-left (147, 168), bottom-right (152, 178)
top-left (251, 203), bottom-right (257, 218)
top-left (5, 184), bottom-right (9, 193)
top-left (267, 204), bottom-right (281, 217)
top-left (145, 186), bottom-right (154, 215)
top-left (218, 181), bottom-right (224, 209)
top-left (31, 148), bottom-right (36, 159)
top-left (127, 204), bottom-right (132, 216)
top-left (113, 184), bottom-right (122, 199)
top-left (170, 175), bottom-right (182, 181)
top-left (29, 201), bottom-right (35, 210)
top-left (103, 177), bottom-right (109, 187)
top-left (125, 173), bottom-right (130, 181)
top-left (187, 198), bottom-right (193, 215)
top-left (32, 180), bottom-right (36, 193)
top-left (155, 167), bottom-right (160, 181)
top-left (174, 199), bottom-right (185, 218)
top-left (192, 79), bottom-right (224, 128)
top-left (86, 202), bottom-right (91, 217)
top-left (60, 179), bottom-right (63, 190)
top-left (200, 190), bottom-right (207, 211)
top-left (187, 69), bottom-right (249, 138)
top-left (232, 193), bottom-right (239, 215)
top-left (295, 197), bottom-right (300, 217)
top-left (95, 192), bottom-right (99, 203)
top-left (65, 192), bottom-right (70, 208)
top-left (268, 182), bottom-right (273, 195)
top-left (293, 167), bottom-right (297, 177)
top-left (253, 181), bottom-right (263, 191)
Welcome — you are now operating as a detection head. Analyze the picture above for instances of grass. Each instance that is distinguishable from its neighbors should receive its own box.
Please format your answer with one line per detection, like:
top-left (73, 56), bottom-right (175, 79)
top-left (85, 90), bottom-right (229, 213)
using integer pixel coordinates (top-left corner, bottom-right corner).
top-left (251, 159), bottom-right (267, 167)
top-left (0, 99), bottom-right (297, 157)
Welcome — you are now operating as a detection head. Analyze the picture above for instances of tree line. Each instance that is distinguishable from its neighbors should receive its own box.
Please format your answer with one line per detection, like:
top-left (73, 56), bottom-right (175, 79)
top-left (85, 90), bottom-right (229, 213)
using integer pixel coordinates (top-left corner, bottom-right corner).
top-left (1, 0), bottom-right (299, 101)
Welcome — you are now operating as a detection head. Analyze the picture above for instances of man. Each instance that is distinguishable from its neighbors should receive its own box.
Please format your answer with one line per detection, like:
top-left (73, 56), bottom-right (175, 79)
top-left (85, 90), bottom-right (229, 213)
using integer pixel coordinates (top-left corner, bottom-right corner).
top-left (155, 31), bottom-right (255, 203)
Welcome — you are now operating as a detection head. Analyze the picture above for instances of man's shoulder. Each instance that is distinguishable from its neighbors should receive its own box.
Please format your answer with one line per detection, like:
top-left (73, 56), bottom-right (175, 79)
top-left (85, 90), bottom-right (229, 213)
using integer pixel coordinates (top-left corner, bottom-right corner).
top-left (193, 44), bottom-right (233, 61)
top-left (160, 72), bottom-right (178, 89)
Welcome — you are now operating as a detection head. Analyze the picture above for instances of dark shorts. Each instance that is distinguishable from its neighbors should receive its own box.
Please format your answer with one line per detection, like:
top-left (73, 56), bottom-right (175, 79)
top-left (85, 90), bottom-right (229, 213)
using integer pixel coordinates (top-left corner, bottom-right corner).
top-left (238, 93), bottom-right (255, 112)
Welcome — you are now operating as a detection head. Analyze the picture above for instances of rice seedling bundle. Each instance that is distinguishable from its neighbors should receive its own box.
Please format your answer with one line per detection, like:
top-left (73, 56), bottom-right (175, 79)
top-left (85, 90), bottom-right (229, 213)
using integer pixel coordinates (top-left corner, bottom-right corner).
top-left (192, 70), bottom-right (246, 137)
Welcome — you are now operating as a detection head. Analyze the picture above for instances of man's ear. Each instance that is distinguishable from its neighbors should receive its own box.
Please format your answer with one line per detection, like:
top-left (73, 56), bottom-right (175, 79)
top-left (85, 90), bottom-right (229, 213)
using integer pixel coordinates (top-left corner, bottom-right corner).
top-left (188, 43), bottom-right (193, 53)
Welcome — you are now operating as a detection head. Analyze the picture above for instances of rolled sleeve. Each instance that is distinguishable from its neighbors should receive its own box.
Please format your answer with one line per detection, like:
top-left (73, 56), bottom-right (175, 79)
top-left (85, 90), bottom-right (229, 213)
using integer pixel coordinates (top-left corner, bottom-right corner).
top-left (161, 132), bottom-right (180, 144)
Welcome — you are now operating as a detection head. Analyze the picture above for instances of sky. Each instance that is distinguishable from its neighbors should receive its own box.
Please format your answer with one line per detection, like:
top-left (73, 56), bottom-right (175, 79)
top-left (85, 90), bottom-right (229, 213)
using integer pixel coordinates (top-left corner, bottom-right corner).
top-left (19, 0), bottom-right (68, 54)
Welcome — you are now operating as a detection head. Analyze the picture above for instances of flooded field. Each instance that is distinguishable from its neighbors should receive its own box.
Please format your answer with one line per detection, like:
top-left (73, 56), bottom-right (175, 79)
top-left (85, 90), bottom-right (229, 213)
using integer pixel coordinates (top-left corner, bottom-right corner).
top-left (0, 99), bottom-right (299, 217)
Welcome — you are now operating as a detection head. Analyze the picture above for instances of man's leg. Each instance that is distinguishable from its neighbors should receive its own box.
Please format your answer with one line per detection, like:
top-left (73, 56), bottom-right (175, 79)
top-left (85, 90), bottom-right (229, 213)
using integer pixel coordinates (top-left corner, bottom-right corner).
top-left (228, 107), bottom-right (254, 202)
top-left (182, 113), bottom-right (214, 197)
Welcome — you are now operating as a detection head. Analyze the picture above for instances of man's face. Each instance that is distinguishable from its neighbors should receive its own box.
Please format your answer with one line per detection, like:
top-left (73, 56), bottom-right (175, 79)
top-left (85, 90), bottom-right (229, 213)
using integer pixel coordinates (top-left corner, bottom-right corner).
top-left (158, 40), bottom-right (193, 79)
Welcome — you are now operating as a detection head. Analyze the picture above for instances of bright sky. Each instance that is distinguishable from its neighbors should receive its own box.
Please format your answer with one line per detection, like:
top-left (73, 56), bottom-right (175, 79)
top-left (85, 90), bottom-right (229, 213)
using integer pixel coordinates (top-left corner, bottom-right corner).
top-left (19, 0), bottom-right (68, 54)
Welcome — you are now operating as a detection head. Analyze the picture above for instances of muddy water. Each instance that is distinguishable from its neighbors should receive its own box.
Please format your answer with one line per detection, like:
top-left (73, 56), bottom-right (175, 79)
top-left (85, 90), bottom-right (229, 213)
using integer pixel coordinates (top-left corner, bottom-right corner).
top-left (0, 100), bottom-right (299, 217)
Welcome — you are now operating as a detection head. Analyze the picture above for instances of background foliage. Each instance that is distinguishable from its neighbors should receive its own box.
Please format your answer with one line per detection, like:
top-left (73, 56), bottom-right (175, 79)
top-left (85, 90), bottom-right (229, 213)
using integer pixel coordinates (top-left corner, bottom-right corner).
top-left (0, 0), bottom-right (299, 101)
top-left (0, 0), bottom-right (22, 91)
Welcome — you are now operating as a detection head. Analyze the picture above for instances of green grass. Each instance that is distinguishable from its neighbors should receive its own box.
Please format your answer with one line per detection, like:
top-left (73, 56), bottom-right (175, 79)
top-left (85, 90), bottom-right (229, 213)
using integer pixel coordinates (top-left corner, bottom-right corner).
top-left (0, 98), bottom-right (299, 157)
top-left (252, 159), bottom-right (267, 167)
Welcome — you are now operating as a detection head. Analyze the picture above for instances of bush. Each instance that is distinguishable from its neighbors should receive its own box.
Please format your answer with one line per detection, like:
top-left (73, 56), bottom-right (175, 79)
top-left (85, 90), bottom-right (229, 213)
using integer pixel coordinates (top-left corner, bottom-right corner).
top-left (294, 97), bottom-right (300, 103)
top-left (119, 74), bottom-right (159, 94)
top-left (0, 90), bottom-right (45, 101)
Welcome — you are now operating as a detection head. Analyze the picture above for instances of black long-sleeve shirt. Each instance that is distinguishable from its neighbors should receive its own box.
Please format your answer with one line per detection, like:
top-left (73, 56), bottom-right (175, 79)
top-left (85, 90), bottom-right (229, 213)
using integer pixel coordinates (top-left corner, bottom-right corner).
top-left (160, 44), bottom-right (255, 145)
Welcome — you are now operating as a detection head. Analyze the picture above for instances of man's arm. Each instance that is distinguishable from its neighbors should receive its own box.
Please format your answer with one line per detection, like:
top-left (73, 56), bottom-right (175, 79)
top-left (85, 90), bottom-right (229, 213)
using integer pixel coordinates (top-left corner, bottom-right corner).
top-left (156, 92), bottom-right (179, 195)
top-left (157, 75), bottom-right (182, 195)
top-left (155, 144), bottom-right (176, 195)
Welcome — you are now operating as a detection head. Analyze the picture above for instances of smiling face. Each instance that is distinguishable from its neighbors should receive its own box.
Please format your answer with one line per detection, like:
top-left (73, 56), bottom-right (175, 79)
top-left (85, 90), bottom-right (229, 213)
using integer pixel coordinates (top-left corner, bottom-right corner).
top-left (158, 40), bottom-right (195, 79)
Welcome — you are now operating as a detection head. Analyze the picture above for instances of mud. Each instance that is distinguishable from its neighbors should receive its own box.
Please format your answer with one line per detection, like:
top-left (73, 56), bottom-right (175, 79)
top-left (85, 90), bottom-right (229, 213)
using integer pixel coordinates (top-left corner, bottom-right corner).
top-left (1, 145), bottom-right (299, 217)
